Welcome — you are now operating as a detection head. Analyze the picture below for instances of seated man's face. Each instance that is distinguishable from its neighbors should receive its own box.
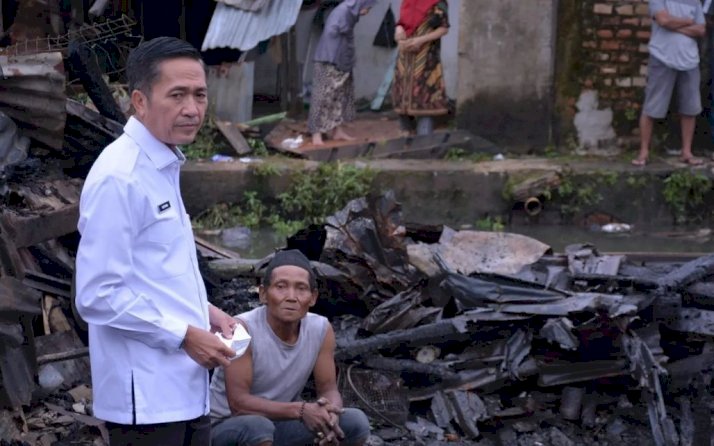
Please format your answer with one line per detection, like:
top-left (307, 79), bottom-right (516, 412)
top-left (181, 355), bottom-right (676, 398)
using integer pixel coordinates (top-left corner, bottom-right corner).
top-left (261, 266), bottom-right (317, 323)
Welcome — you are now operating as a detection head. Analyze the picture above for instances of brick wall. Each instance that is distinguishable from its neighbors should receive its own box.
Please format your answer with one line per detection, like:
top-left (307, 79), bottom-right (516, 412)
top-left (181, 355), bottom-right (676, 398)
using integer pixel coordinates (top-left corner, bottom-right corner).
top-left (581, 1), bottom-right (654, 134)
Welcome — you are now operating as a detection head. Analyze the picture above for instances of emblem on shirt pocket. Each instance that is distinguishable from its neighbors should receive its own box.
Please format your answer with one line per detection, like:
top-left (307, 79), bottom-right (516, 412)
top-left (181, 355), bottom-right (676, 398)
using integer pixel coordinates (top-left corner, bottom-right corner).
top-left (158, 201), bottom-right (171, 213)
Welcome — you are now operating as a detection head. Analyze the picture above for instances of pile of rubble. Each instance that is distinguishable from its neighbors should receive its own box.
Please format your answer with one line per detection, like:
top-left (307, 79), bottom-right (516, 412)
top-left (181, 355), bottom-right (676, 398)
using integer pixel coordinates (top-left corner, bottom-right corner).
top-left (210, 192), bottom-right (714, 445)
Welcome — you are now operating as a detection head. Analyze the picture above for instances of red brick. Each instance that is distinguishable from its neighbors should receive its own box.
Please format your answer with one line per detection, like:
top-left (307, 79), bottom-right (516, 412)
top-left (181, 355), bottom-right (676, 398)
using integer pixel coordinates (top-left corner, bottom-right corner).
top-left (597, 52), bottom-right (611, 61)
top-left (602, 17), bottom-right (621, 26)
top-left (601, 66), bottom-right (617, 74)
top-left (600, 40), bottom-right (621, 50)
top-left (622, 17), bottom-right (640, 26)
top-left (635, 4), bottom-right (649, 15)
top-left (597, 29), bottom-right (614, 38)
top-left (594, 3), bottom-right (614, 14)
top-left (617, 54), bottom-right (631, 62)
top-left (641, 17), bottom-right (652, 27)
top-left (616, 5), bottom-right (634, 15)
top-left (638, 43), bottom-right (649, 53)
top-left (582, 40), bottom-right (597, 49)
top-left (616, 29), bottom-right (633, 38)
top-left (632, 77), bottom-right (646, 87)
top-left (636, 30), bottom-right (651, 40)
top-left (616, 77), bottom-right (632, 87)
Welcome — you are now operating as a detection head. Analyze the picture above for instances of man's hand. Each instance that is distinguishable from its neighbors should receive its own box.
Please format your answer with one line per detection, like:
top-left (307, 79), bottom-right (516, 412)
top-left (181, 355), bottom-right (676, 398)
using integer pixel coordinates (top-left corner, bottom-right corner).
top-left (182, 325), bottom-right (235, 369)
top-left (314, 397), bottom-right (344, 445)
top-left (209, 304), bottom-right (237, 338)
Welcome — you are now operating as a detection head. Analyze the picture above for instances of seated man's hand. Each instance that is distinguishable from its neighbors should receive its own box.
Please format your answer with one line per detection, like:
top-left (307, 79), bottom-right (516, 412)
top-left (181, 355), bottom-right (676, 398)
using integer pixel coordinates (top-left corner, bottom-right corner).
top-left (315, 398), bottom-right (345, 444)
top-left (317, 412), bottom-right (344, 446)
top-left (182, 325), bottom-right (235, 368)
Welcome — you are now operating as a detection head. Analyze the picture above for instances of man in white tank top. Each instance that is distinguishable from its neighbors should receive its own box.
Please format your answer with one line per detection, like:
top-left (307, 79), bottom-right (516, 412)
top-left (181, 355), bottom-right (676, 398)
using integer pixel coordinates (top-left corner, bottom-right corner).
top-left (209, 250), bottom-right (371, 446)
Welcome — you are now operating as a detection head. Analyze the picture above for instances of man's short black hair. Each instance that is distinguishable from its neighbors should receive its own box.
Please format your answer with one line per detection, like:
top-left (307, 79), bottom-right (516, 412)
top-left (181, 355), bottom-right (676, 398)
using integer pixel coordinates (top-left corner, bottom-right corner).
top-left (263, 250), bottom-right (317, 290)
top-left (126, 37), bottom-right (203, 95)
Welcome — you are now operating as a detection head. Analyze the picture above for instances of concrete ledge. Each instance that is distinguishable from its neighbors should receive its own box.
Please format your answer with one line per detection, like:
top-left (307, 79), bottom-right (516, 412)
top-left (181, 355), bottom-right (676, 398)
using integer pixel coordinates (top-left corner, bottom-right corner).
top-left (180, 157), bottom-right (712, 226)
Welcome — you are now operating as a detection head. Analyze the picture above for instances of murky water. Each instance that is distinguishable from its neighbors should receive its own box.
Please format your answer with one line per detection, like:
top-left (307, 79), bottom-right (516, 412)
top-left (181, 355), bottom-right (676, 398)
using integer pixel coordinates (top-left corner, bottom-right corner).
top-left (201, 224), bottom-right (714, 259)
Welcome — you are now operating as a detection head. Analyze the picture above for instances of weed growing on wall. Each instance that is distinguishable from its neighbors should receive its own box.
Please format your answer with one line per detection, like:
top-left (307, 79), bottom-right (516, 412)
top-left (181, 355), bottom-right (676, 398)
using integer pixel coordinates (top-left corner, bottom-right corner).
top-left (663, 171), bottom-right (712, 224)
top-left (193, 162), bottom-right (376, 237)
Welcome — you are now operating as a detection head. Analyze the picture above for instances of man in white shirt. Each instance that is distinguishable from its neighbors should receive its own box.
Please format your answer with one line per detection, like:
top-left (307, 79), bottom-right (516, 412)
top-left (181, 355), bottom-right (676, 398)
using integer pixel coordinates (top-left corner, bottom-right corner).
top-left (75, 37), bottom-right (237, 445)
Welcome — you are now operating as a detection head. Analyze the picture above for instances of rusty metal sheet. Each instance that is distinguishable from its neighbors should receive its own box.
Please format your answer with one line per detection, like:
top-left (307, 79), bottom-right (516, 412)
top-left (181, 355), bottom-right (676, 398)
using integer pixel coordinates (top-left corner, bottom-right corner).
top-left (428, 230), bottom-right (551, 277)
top-left (0, 52), bottom-right (66, 149)
top-left (566, 244), bottom-right (623, 276)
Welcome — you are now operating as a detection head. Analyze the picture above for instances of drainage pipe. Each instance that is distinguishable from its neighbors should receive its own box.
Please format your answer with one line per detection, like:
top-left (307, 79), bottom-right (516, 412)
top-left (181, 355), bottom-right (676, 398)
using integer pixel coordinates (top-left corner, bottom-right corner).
top-left (524, 197), bottom-right (543, 216)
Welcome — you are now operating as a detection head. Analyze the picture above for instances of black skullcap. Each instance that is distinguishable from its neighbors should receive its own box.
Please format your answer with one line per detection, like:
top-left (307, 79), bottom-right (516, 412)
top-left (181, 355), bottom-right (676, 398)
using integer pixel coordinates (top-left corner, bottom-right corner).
top-left (263, 249), bottom-right (317, 289)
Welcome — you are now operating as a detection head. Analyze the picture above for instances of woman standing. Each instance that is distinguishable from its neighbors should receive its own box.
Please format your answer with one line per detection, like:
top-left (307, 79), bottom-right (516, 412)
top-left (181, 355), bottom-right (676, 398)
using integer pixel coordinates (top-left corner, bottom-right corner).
top-left (309, 0), bottom-right (376, 146)
top-left (393, 0), bottom-right (449, 135)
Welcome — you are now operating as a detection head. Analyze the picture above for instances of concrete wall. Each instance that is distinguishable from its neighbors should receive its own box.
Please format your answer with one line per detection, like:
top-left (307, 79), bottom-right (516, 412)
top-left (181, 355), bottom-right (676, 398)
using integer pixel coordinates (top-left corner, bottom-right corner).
top-left (456, 0), bottom-right (558, 151)
top-left (252, 0), bottom-right (460, 101)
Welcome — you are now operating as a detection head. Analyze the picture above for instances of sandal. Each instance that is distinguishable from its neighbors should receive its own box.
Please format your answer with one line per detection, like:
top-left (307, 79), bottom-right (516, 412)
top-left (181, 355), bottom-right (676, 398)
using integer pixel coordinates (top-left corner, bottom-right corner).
top-left (631, 158), bottom-right (647, 166)
top-left (679, 156), bottom-right (704, 166)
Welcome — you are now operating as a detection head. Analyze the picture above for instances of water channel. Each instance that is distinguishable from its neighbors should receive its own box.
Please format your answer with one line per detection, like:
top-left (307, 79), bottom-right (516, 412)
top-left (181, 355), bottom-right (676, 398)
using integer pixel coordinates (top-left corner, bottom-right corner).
top-left (200, 224), bottom-right (714, 259)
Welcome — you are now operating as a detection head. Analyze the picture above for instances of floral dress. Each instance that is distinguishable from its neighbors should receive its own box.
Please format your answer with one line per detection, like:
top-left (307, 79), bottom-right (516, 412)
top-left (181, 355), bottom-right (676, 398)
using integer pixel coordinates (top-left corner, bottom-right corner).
top-left (392, 1), bottom-right (449, 117)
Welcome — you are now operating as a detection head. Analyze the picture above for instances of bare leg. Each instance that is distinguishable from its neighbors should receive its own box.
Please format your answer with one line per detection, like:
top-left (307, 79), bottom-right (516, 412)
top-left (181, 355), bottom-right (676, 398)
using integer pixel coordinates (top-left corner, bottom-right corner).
top-left (680, 114), bottom-right (696, 160)
top-left (312, 132), bottom-right (324, 146)
top-left (634, 113), bottom-right (654, 164)
top-left (333, 125), bottom-right (356, 141)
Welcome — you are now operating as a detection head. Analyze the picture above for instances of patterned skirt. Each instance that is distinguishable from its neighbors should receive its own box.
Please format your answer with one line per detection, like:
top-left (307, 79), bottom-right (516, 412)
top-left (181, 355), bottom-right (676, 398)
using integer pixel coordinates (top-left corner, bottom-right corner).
top-left (308, 62), bottom-right (355, 134)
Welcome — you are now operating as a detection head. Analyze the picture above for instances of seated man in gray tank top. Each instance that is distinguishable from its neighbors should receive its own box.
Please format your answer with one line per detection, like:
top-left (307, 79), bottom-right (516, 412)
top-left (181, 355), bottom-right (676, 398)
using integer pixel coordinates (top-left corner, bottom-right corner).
top-left (209, 250), bottom-right (370, 446)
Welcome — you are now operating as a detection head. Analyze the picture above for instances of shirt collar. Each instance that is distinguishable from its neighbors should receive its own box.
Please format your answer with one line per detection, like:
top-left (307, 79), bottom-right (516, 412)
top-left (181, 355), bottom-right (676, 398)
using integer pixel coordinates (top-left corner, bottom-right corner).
top-left (123, 116), bottom-right (186, 170)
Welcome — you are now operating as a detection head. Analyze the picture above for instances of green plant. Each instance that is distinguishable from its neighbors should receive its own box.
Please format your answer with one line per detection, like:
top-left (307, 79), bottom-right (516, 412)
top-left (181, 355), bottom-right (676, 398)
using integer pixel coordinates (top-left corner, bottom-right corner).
top-left (192, 203), bottom-right (244, 229)
top-left (252, 161), bottom-right (280, 177)
top-left (626, 174), bottom-right (648, 189)
top-left (556, 171), bottom-right (603, 217)
top-left (182, 117), bottom-right (230, 160)
top-left (475, 216), bottom-right (505, 232)
top-left (278, 162), bottom-right (376, 225)
top-left (544, 144), bottom-right (559, 158)
top-left (192, 162), bottom-right (376, 236)
top-left (595, 170), bottom-right (618, 187)
top-left (663, 171), bottom-right (712, 224)
top-left (445, 147), bottom-right (467, 161)
top-left (624, 108), bottom-right (638, 121)
top-left (248, 138), bottom-right (269, 156)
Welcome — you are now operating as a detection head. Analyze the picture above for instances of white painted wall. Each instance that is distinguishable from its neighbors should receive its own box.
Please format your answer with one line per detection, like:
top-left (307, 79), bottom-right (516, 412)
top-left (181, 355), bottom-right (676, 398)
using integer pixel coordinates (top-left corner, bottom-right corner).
top-left (252, 0), bottom-right (460, 101)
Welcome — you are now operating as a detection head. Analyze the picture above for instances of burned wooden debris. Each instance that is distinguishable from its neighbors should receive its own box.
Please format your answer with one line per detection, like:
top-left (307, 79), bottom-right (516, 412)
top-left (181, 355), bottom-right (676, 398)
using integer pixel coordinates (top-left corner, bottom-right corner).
top-left (210, 191), bottom-right (714, 445)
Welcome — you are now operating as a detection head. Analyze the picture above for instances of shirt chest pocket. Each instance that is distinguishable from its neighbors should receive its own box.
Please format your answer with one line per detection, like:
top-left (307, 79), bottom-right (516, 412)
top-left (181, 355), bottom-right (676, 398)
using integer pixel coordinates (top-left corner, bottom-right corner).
top-left (136, 213), bottom-right (191, 279)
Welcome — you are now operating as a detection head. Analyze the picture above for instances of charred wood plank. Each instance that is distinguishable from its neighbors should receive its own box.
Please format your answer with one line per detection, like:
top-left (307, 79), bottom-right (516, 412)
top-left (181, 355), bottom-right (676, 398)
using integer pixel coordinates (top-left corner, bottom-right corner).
top-left (362, 356), bottom-right (458, 381)
top-left (570, 272), bottom-right (659, 289)
top-left (335, 317), bottom-right (472, 361)
top-left (22, 271), bottom-right (72, 298)
top-left (0, 277), bottom-right (42, 316)
top-left (1, 206), bottom-right (78, 249)
top-left (37, 347), bottom-right (89, 366)
top-left (657, 254), bottom-right (714, 291)
top-left (667, 308), bottom-right (714, 337)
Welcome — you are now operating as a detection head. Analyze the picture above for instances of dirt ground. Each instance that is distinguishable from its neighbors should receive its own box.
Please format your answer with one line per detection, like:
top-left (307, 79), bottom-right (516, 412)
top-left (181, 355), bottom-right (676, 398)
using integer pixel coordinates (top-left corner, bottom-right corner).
top-left (264, 113), bottom-right (405, 156)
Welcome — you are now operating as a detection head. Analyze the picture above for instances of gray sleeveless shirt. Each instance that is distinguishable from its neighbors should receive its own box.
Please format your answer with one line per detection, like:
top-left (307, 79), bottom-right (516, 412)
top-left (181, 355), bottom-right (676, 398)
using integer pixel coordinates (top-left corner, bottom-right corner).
top-left (209, 305), bottom-right (329, 421)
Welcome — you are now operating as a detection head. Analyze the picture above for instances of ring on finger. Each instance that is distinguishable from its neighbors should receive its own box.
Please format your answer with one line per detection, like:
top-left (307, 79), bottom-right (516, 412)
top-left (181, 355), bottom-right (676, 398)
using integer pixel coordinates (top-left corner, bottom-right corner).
top-left (316, 431), bottom-right (324, 438)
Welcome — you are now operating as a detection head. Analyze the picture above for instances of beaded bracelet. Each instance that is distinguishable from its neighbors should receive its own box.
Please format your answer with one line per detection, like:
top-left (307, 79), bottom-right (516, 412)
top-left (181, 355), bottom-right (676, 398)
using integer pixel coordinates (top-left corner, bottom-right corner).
top-left (299, 400), bottom-right (307, 422)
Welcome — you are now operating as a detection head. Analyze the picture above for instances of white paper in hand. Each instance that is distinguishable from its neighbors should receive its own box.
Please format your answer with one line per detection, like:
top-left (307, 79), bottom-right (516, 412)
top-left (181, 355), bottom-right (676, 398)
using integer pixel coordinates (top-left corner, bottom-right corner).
top-left (216, 324), bottom-right (251, 360)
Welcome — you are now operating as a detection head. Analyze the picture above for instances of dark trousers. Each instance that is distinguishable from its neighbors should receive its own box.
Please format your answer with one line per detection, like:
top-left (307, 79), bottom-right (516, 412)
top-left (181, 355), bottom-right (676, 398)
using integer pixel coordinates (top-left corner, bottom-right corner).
top-left (106, 415), bottom-right (211, 446)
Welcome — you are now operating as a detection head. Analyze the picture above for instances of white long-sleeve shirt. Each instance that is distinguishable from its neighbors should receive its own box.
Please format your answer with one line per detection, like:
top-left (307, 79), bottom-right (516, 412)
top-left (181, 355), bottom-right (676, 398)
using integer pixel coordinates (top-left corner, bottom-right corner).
top-left (75, 116), bottom-right (210, 425)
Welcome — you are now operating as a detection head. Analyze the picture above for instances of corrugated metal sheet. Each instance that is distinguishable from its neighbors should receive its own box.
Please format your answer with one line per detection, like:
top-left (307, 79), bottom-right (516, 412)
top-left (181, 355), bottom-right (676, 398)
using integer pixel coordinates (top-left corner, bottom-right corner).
top-left (202, 0), bottom-right (303, 51)
top-left (217, 0), bottom-right (270, 12)
top-left (0, 52), bottom-right (66, 150)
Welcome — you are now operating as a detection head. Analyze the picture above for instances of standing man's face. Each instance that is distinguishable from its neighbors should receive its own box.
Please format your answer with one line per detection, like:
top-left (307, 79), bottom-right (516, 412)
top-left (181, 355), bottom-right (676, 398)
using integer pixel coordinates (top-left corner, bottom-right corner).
top-left (132, 57), bottom-right (208, 146)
